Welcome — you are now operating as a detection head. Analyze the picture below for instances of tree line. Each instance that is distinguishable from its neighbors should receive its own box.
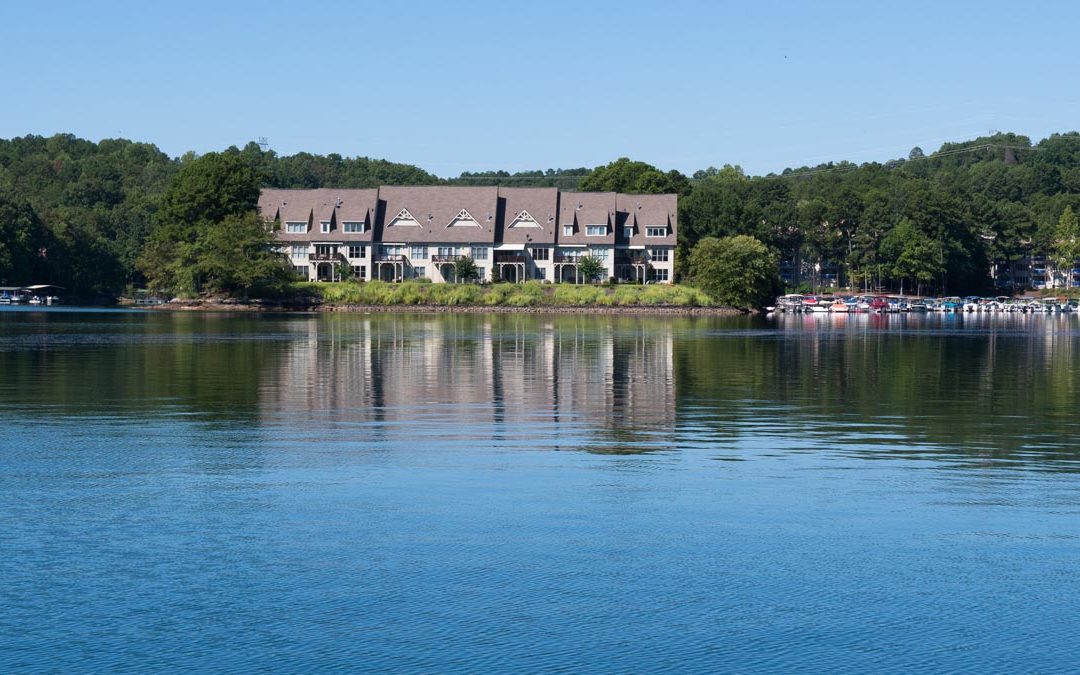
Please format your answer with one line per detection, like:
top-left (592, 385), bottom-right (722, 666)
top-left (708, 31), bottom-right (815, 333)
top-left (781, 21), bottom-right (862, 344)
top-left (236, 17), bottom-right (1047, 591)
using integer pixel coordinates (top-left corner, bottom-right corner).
top-left (1, 131), bottom-right (1079, 299)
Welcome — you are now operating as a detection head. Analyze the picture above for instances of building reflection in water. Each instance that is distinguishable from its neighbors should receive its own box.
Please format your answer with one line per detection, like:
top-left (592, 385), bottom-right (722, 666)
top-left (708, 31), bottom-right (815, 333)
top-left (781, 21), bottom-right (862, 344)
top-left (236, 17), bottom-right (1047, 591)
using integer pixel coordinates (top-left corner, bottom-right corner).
top-left (263, 315), bottom-right (677, 454)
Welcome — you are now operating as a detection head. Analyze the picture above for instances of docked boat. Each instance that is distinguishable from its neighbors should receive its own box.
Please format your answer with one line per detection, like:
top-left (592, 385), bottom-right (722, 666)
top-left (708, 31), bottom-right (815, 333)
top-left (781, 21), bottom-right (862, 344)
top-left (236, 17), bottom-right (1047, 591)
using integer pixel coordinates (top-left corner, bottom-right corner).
top-left (803, 296), bottom-right (830, 313)
top-left (777, 294), bottom-right (805, 313)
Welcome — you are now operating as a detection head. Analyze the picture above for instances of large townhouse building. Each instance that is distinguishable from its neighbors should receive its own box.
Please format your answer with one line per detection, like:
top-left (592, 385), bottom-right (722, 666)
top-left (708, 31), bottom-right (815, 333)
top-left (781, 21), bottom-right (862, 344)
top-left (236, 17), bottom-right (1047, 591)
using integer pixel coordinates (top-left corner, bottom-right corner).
top-left (258, 186), bottom-right (677, 284)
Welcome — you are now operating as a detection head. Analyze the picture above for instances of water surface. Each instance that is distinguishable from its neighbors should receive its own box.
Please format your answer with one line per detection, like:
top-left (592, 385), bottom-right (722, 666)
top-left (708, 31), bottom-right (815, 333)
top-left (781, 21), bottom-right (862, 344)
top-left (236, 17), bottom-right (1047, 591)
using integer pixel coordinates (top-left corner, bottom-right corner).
top-left (2, 308), bottom-right (1079, 672)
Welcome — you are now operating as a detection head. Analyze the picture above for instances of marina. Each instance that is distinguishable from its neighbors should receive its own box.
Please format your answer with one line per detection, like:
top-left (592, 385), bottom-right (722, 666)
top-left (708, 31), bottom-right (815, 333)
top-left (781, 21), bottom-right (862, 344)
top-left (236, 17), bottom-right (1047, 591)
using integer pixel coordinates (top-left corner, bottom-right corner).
top-left (771, 293), bottom-right (1079, 314)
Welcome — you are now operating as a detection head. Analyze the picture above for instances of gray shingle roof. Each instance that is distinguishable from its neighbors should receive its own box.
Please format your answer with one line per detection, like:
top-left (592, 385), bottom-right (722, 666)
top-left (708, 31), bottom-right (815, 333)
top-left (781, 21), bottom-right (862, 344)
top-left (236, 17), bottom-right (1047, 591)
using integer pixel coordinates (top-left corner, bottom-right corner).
top-left (498, 187), bottom-right (558, 246)
top-left (376, 186), bottom-right (498, 244)
top-left (616, 193), bottom-right (677, 246)
top-left (557, 191), bottom-right (616, 246)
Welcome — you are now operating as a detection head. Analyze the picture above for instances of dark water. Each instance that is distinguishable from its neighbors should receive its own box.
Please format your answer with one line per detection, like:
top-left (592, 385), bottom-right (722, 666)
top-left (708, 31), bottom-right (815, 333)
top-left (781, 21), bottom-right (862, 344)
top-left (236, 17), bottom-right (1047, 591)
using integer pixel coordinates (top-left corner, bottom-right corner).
top-left (2, 308), bottom-right (1080, 673)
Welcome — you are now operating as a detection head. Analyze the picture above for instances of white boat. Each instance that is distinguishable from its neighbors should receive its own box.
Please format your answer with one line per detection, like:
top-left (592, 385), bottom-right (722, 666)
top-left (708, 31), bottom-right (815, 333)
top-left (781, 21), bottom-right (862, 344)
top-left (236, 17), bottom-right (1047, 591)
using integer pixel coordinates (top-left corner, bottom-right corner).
top-left (777, 294), bottom-right (805, 313)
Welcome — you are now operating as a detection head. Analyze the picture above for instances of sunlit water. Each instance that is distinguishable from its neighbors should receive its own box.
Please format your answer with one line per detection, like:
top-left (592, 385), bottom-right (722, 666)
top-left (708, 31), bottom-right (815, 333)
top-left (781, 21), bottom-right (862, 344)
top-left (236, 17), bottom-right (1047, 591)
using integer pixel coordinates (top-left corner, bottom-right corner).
top-left (2, 307), bottom-right (1080, 672)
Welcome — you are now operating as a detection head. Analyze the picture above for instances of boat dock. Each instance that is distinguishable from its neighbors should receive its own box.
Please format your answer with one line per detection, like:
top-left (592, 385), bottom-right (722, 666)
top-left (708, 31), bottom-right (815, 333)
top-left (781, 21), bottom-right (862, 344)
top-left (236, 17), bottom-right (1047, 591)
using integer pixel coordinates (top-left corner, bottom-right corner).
top-left (0, 285), bottom-right (64, 306)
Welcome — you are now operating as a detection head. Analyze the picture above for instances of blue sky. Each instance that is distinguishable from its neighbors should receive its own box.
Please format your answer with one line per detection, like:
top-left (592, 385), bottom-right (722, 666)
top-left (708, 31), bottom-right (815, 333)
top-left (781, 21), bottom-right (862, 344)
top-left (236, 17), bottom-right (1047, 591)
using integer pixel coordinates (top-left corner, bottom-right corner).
top-left (2, 0), bottom-right (1077, 176)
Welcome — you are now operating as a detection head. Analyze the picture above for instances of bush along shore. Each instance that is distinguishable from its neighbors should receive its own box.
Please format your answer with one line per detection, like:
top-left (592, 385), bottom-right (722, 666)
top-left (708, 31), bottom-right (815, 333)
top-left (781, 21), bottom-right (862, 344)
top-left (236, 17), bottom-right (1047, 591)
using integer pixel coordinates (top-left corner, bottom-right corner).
top-left (155, 281), bottom-right (741, 314)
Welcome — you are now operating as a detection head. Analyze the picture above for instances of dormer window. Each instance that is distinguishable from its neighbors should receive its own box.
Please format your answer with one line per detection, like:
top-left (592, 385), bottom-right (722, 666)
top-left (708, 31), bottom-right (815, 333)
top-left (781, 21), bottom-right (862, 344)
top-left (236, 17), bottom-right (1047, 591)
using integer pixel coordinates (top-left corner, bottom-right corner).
top-left (646, 226), bottom-right (667, 237)
top-left (285, 221), bottom-right (307, 233)
top-left (624, 226), bottom-right (634, 239)
top-left (320, 221), bottom-right (331, 233)
top-left (343, 221), bottom-right (365, 233)
top-left (563, 225), bottom-right (573, 237)
top-left (586, 224), bottom-right (606, 236)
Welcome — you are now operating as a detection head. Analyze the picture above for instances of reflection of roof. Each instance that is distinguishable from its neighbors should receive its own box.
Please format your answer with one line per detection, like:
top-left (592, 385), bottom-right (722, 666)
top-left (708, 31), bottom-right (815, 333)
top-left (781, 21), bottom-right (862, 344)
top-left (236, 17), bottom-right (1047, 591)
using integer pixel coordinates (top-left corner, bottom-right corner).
top-left (24, 284), bottom-right (65, 290)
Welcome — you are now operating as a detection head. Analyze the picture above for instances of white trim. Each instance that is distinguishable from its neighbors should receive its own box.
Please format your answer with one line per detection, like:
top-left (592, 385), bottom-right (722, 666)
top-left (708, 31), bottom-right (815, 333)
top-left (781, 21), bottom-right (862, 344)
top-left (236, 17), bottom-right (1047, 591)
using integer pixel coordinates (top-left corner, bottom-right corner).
top-left (558, 243), bottom-right (587, 248)
top-left (495, 243), bottom-right (526, 250)
top-left (508, 210), bottom-right (540, 228)
top-left (388, 208), bottom-right (420, 227)
top-left (446, 208), bottom-right (480, 228)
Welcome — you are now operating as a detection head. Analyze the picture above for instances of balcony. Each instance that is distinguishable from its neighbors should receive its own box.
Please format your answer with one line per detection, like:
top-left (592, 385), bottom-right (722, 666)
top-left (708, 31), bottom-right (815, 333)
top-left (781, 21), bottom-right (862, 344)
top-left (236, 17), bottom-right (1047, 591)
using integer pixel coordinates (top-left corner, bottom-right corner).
top-left (374, 254), bottom-right (406, 263)
top-left (431, 254), bottom-right (463, 263)
top-left (554, 254), bottom-right (582, 263)
top-left (309, 252), bottom-right (346, 262)
top-left (616, 253), bottom-right (649, 265)
top-left (494, 252), bottom-right (525, 264)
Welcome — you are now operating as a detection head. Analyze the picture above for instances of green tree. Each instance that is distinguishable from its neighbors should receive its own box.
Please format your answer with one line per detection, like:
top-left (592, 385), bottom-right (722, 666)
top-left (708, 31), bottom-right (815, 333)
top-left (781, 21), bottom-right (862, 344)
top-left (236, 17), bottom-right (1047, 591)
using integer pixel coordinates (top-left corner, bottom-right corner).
top-left (192, 212), bottom-right (293, 296)
top-left (138, 152), bottom-right (260, 294)
top-left (687, 235), bottom-right (779, 309)
top-left (1051, 206), bottom-right (1080, 288)
top-left (579, 157), bottom-right (691, 196)
top-left (577, 255), bottom-right (605, 283)
top-left (881, 218), bottom-right (942, 295)
top-left (453, 256), bottom-right (479, 283)
top-left (0, 191), bottom-right (52, 285)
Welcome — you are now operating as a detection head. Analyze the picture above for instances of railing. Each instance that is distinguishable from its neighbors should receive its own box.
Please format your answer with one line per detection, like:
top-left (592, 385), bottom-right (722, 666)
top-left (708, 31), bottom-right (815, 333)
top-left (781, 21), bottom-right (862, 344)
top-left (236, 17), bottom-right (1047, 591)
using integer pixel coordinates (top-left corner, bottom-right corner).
top-left (309, 252), bottom-right (346, 262)
top-left (554, 254), bottom-right (582, 263)
top-left (431, 254), bottom-right (463, 263)
top-left (374, 254), bottom-right (406, 262)
top-left (616, 254), bottom-right (649, 265)
top-left (494, 253), bottom-right (525, 263)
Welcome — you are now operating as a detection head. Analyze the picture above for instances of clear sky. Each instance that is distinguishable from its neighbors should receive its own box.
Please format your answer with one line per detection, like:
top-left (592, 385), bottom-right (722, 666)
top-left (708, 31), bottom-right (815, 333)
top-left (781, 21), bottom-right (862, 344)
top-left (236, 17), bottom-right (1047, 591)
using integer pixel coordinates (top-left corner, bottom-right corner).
top-left (2, 0), bottom-right (1077, 177)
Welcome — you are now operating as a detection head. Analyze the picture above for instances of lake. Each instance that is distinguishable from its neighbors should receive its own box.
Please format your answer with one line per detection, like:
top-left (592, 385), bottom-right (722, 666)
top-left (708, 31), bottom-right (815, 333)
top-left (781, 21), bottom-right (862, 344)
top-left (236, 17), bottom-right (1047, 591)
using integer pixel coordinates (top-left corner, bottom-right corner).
top-left (2, 308), bottom-right (1079, 673)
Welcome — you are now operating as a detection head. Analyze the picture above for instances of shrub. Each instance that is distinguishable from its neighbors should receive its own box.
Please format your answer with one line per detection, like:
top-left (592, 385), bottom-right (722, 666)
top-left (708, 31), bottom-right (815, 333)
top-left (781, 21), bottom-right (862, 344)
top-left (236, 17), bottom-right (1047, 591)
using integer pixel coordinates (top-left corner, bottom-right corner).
top-left (688, 235), bottom-right (780, 309)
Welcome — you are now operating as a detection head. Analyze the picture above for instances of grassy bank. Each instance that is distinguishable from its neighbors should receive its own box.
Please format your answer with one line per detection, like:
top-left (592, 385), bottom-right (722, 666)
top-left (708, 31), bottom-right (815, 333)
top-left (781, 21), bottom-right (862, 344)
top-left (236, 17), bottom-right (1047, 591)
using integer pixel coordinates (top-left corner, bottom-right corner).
top-left (289, 280), bottom-right (714, 308)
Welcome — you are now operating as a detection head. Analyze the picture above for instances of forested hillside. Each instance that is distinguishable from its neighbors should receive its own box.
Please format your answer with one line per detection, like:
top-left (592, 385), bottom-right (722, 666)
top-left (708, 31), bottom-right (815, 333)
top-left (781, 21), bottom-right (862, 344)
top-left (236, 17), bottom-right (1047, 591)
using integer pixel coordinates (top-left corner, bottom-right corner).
top-left (1, 131), bottom-right (1079, 296)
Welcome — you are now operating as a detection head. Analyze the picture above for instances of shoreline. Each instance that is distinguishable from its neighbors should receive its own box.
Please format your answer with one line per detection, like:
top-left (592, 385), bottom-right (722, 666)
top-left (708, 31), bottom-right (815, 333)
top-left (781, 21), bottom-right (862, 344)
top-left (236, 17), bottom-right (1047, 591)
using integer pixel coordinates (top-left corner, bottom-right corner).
top-left (147, 300), bottom-right (744, 316)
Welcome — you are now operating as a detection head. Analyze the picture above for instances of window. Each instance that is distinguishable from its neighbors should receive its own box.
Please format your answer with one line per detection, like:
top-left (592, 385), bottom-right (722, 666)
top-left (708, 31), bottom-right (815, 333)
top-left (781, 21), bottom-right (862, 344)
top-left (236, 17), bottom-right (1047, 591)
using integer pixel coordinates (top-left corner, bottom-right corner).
top-left (624, 227), bottom-right (634, 239)
top-left (347, 245), bottom-right (366, 259)
top-left (411, 245), bottom-right (428, 260)
top-left (650, 269), bottom-right (670, 282)
top-left (586, 224), bottom-right (606, 236)
top-left (380, 244), bottom-right (402, 256)
top-left (437, 246), bottom-right (455, 258)
top-left (285, 222), bottom-right (306, 233)
top-left (559, 248), bottom-right (581, 261)
top-left (351, 265), bottom-right (365, 279)
top-left (291, 245), bottom-right (309, 258)
top-left (320, 221), bottom-right (331, 233)
top-left (413, 266), bottom-right (426, 279)
top-left (315, 244), bottom-right (337, 257)
top-left (563, 225), bottom-right (573, 237)
top-left (589, 247), bottom-right (609, 261)
top-left (646, 226), bottom-right (667, 237)
top-left (471, 246), bottom-right (488, 260)
top-left (537, 268), bottom-right (546, 280)
top-left (531, 247), bottom-right (550, 261)
top-left (649, 248), bottom-right (669, 262)
top-left (343, 221), bottom-right (365, 233)
top-left (294, 266), bottom-right (308, 278)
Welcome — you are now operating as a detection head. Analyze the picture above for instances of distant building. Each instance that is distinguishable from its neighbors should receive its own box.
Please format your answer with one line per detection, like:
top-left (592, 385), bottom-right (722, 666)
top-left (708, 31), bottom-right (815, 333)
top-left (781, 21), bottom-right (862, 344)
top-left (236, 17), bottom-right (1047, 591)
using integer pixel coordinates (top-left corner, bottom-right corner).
top-left (258, 186), bottom-right (677, 284)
